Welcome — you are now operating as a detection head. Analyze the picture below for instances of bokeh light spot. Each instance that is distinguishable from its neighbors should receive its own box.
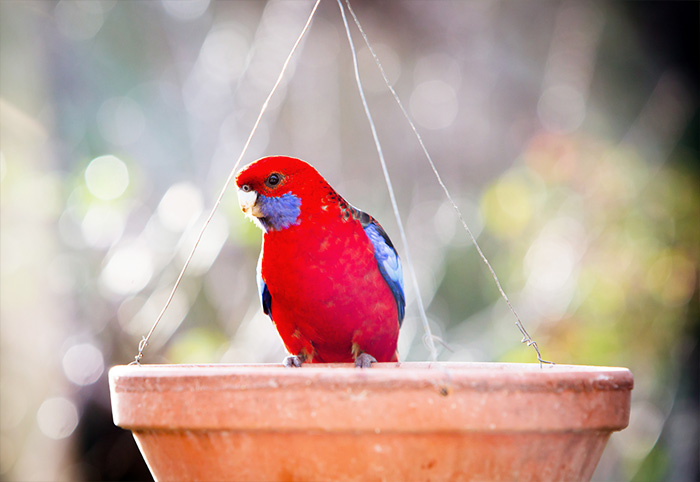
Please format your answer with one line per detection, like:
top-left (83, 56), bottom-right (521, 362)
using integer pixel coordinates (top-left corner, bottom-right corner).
top-left (525, 235), bottom-right (578, 293)
top-left (81, 204), bottom-right (126, 248)
top-left (120, 289), bottom-right (188, 343)
top-left (54, 0), bottom-right (106, 41)
top-left (84, 155), bottom-right (130, 201)
top-left (62, 343), bottom-right (105, 386)
top-left (538, 85), bottom-right (586, 133)
top-left (100, 241), bottom-right (153, 295)
top-left (162, 0), bottom-right (210, 21)
top-left (523, 133), bottom-right (578, 183)
top-left (167, 327), bottom-right (227, 363)
top-left (481, 177), bottom-right (535, 238)
top-left (645, 250), bottom-right (697, 306)
top-left (157, 182), bottom-right (204, 232)
top-left (580, 271), bottom-right (626, 317)
top-left (36, 397), bottom-right (79, 440)
top-left (178, 213), bottom-right (229, 274)
top-left (410, 80), bottom-right (458, 130)
top-left (200, 26), bottom-right (249, 82)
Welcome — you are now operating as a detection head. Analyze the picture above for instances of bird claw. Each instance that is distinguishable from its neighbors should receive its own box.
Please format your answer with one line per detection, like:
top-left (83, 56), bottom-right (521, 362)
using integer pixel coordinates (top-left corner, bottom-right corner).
top-left (354, 353), bottom-right (377, 368)
top-left (283, 355), bottom-right (304, 368)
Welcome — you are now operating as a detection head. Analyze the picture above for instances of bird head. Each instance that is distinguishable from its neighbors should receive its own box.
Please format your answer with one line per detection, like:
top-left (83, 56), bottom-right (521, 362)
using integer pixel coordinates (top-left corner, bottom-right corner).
top-left (235, 156), bottom-right (327, 232)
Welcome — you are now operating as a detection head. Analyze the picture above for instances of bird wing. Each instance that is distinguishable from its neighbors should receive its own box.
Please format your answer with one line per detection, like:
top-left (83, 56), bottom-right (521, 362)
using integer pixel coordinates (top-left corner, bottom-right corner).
top-left (257, 252), bottom-right (273, 319)
top-left (360, 217), bottom-right (406, 327)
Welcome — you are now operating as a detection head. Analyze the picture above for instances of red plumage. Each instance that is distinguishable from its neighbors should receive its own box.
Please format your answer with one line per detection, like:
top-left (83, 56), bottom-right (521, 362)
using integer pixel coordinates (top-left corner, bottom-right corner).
top-left (235, 156), bottom-right (401, 365)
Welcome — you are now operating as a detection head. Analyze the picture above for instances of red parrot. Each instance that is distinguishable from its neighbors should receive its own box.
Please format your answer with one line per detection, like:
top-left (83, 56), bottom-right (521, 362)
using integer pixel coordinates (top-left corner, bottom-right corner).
top-left (235, 156), bottom-right (405, 367)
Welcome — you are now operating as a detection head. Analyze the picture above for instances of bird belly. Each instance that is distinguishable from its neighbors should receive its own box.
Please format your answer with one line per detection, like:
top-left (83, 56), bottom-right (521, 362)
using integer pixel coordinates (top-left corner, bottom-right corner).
top-left (262, 224), bottom-right (399, 363)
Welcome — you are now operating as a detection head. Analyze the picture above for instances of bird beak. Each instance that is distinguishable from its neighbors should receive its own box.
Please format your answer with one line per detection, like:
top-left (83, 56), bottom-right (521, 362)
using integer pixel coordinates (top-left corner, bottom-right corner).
top-left (238, 188), bottom-right (261, 217)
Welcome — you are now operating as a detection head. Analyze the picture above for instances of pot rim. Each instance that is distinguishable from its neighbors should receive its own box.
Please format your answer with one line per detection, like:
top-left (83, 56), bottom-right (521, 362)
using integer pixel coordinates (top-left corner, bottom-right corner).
top-left (109, 362), bottom-right (633, 433)
top-left (110, 361), bottom-right (633, 392)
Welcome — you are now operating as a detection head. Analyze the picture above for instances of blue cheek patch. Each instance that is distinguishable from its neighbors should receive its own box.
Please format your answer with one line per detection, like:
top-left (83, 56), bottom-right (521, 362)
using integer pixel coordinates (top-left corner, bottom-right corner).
top-left (257, 193), bottom-right (302, 231)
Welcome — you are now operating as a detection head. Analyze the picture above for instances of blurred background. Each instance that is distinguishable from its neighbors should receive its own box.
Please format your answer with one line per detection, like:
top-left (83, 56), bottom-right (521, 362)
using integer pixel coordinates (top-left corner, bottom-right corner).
top-left (1, 0), bottom-right (697, 480)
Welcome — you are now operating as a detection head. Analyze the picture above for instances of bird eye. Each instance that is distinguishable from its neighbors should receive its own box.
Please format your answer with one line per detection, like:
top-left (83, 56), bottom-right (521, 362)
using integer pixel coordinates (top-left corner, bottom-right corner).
top-left (265, 173), bottom-right (281, 188)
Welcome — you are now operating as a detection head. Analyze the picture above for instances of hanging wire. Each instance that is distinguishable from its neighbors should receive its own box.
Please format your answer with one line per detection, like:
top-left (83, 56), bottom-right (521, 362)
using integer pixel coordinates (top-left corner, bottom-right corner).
top-left (129, 0), bottom-right (323, 365)
top-left (337, 0), bottom-right (439, 362)
top-left (344, 0), bottom-right (553, 366)
top-left (131, 0), bottom-right (549, 368)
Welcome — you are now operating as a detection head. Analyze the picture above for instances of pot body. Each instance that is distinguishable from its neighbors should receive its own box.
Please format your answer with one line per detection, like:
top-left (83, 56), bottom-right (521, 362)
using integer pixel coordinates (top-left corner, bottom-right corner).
top-left (109, 362), bottom-right (633, 482)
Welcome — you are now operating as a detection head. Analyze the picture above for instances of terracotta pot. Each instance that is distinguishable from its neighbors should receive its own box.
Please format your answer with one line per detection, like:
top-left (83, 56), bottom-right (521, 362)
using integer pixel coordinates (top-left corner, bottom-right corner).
top-left (109, 362), bottom-right (632, 482)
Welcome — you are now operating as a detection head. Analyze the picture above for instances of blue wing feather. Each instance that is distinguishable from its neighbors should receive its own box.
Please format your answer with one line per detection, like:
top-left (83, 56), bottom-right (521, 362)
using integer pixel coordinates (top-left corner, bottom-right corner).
top-left (362, 221), bottom-right (406, 327)
top-left (257, 252), bottom-right (272, 319)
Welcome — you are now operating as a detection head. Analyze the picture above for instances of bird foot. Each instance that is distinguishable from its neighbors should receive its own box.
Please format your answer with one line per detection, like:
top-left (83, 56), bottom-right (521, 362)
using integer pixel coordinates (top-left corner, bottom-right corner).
top-left (355, 353), bottom-right (377, 368)
top-left (283, 355), bottom-right (304, 367)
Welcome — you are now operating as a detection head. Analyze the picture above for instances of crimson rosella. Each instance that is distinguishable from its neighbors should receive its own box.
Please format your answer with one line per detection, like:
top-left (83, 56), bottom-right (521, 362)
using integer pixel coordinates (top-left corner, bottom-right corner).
top-left (235, 156), bottom-right (405, 367)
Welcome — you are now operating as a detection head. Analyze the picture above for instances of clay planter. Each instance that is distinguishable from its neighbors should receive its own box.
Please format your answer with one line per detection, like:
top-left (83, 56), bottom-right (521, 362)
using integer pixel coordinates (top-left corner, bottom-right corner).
top-left (109, 362), bottom-right (632, 482)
